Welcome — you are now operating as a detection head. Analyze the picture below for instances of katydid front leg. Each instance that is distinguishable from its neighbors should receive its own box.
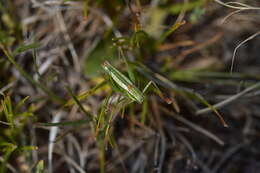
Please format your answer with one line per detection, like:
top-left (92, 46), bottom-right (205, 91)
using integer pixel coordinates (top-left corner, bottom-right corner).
top-left (142, 81), bottom-right (172, 104)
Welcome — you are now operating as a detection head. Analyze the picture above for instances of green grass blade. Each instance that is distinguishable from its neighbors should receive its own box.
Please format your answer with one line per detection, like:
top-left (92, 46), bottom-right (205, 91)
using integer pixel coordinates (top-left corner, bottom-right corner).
top-left (66, 86), bottom-right (96, 122)
top-left (13, 42), bottom-right (41, 56)
top-left (141, 99), bottom-right (148, 124)
top-left (159, 20), bottom-right (186, 44)
top-left (2, 96), bottom-right (14, 129)
top-left (35, 160), bottom-right (45, 173)
top-left (36, 119), bottom-right (90, 127)
top-left (0, 143), bottom-right (17, 173)
top-left (96, 92), bottom-right (111, 135)
top-left (65, 81), bottom-right (106, 107)
top-left (15, 96), bottom-right (29, 111)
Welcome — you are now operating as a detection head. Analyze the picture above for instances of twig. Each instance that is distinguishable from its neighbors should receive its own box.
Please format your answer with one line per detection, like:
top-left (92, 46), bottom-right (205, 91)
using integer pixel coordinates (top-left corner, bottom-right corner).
top-left (221, 9), bottom-right (244, 24)
top-left (61, 152), bottom-right (87, 173)
top-left (230, 31), bottom-right (260, 73)
top-left (212, 143), bottom-right (246, 173)
top-left (56, 11), bottom-right (81, 73)
top-left (0, 82), bottom-right (15, 93)
top-left (175, 32), bottom-right (223, 66)
top-left (66, 134), bottom-right (85, 168)
top-left (161, 107), bottom-right (225, 146)
top-left (48, 111), bottom-right (64, 172)
top-left (106, 133), bottom-right (154, 171)
top-left (151, 97), bottom-right (166, 173)
top-left (214, 0), bottom-right (260, 10)
top-left (196, 81), bottom-right (260, 115)
top-left (0, 157), bottom-right (18, 173)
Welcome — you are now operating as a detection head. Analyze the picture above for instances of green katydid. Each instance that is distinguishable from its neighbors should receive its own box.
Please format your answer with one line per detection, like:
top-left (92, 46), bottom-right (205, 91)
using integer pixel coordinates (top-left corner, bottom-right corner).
top-left (102, 61), bottom-right (228, 127)
top-left (101, 61), bottom-right (171, 104)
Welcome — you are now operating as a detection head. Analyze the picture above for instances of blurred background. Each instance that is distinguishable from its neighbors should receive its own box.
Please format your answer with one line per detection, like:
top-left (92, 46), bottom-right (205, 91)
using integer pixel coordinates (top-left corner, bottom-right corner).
top-left (1, 0), bottom-right (260, 172)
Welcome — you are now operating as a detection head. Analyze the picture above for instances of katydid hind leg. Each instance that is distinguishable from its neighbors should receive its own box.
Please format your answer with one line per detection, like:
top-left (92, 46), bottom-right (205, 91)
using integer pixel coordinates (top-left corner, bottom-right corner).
top-left (142, 81), bottom-right (172, 104)
top-left (142, 81), bottom-right (153, 93)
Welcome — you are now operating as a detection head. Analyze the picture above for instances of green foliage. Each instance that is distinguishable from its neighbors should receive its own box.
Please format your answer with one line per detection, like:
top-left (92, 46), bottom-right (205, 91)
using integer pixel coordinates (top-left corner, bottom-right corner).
top-left (36, 119), bottom-right (90, 127)
top-left (65, 81), bottom-right (106, 106)
top-left (168, 0), bottom-right (206, 14)
top-left (143, 7), bottom-right (168, 39)
top-left (35, 160), bottom-right (48, 173)
top-left (84, 37), bottom-right (117, 77)
top-left (189, 7), bottom-right (206, 23)
top-left (0, 95), bottom-right (36, 173)
top-left (66, 86), bottom-right (96, 122)
top-left (0, 1), bottom-right (22, 44)
top-left (131, 30), bottom-right (149, 48)
top-left (159, 20), bottom-right (186, 44)
top-left (0, 31), bottom-right (15, 46)
top-left (13, 43), bottom-right (41, 56)
top-left (35, 160), bottom-right (44, 173)
top-left (0, 142), bottom-right (17, 173)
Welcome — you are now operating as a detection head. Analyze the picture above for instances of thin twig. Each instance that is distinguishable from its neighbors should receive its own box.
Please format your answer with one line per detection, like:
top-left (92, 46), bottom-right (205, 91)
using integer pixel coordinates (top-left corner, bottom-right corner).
top-left (48, 111), bottom-right (64, 172)
top-left (214, 0), bottom-right (260, 10)
top-left (161, 107), bottom-right (225, 146)
top-left (196, 81), bottom-right (260, 115)
top-left (0, 157), bottom-right (18, 173)
top-left (0, 82), bottom-right (15, 93)
top-left (61, 152), bottom-right (87, 173)
top-left (230, 31), bottom-right (260, 73)
top-left (56, 11), bottom-right (81, 73)
top-left (212, 143), bottom-right (246, 173)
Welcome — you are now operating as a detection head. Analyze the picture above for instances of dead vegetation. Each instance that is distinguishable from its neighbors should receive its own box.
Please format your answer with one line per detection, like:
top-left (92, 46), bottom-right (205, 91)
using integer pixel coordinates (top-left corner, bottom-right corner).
top-left (1, 0), bottom-right (260, 173)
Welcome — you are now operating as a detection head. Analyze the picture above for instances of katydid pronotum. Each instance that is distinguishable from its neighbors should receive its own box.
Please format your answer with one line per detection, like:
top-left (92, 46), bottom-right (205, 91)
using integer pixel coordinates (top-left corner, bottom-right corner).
top-left (101, 61), bottom-right (171, 104)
